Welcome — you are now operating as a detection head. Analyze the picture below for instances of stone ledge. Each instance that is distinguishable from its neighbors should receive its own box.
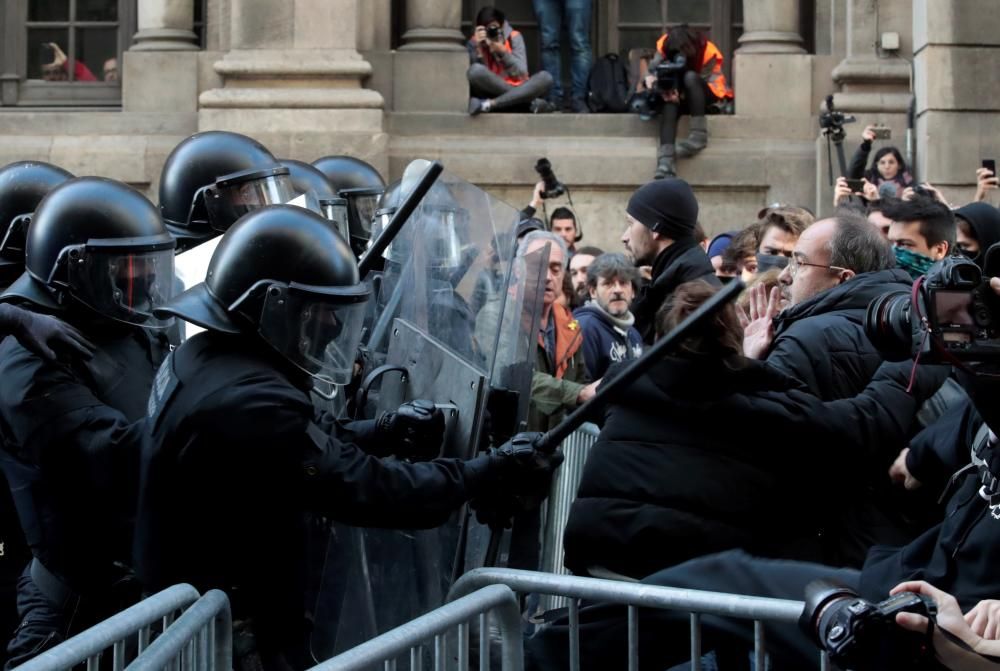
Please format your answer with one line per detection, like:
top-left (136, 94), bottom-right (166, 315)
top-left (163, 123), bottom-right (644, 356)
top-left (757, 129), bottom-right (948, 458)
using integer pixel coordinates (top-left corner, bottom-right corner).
top-left (0, 111), bottom-right (196, 136)
top-left (199, 87), bottom-right (384, 109)
top-left (214, 50), bottom-right (372, 77)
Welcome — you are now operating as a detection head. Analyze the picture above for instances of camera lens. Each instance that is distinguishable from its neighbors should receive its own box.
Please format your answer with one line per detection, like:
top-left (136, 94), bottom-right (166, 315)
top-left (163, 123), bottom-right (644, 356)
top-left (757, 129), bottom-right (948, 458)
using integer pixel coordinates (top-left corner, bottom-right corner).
top-left (864, 291), bottom-right (914, 361)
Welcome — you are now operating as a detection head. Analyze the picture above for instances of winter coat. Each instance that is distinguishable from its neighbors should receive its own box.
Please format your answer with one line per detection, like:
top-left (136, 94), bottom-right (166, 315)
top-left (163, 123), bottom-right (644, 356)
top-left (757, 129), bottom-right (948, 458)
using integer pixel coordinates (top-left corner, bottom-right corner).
top-left (631, 240), bottom-right (718, 345)
top-left (563, 353), bottom-right (942, 580)
top-left (573, 304), bottom-right (643, 380)
top-left (528, 303), bottom-right (588, 433)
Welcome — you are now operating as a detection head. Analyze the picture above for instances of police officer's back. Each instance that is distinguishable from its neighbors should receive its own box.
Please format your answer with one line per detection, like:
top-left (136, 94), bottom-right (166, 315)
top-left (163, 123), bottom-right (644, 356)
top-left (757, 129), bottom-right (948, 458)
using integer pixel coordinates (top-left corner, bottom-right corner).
top-left (0, 178), bottom-right (175, 667)
top-left (136, 206), bottom-right (561, 669)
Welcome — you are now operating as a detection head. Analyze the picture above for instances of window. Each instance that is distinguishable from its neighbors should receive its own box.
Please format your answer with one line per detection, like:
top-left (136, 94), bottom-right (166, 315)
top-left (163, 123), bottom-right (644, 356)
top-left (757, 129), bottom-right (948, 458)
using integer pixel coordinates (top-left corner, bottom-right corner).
top-left (1, 0), bottom-right (135, 107)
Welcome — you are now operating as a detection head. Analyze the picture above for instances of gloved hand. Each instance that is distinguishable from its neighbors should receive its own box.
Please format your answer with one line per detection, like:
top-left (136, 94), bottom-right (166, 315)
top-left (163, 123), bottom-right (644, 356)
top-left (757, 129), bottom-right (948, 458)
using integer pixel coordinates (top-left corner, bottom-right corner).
top-left (0, 304), bottom-right (94, 361)
top-left (376, 399), bottom-right (445, 461)
top-left (471, 432), bottom-right (564, 529)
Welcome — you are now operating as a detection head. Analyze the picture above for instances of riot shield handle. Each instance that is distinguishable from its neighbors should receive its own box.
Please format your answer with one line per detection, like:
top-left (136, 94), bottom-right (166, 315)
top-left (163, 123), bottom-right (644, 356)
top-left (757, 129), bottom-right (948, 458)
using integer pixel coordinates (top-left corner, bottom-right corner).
top-left (358, 161), bottom-right (444, 276)
top-left (535, 278), bottom-right (746, 454)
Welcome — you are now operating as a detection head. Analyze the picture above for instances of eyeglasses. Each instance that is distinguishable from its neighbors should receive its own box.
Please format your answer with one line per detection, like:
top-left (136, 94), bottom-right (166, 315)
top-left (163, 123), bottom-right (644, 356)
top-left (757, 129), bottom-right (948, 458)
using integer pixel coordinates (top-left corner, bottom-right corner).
top-left (786, 257), bottom-right (847, 276)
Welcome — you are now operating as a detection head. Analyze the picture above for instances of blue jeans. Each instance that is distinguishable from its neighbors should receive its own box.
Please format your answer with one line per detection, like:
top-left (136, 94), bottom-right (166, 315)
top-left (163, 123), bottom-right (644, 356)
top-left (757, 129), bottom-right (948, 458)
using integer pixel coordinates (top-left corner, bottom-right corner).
top-left (532, 0), bottom-right (593, 101)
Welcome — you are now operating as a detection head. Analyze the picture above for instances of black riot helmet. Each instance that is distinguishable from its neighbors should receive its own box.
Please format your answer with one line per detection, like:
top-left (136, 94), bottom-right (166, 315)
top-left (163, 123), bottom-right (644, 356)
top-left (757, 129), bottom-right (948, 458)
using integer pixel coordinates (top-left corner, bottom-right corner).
top-left (0, 161), bottom-right (74, 285)
top-left (279, 159), bottom-right (350, 242)
top-left (156, 205), bottom-right (370, 386)
top-left (312, 155), bottom-right (385, 255)
top-left (159, 131), bottom-right (294, 246)
top-left (3, 177), bottom-right (176, 328)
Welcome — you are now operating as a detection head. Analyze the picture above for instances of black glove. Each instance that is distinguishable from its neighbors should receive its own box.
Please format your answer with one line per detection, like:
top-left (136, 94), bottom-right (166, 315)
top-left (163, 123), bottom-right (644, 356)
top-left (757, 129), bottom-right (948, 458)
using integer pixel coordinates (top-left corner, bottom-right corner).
top-left (375, 399), bottom-right (445, 461)
top-left (0, 304), bottom-right (94, 362)
top-left (471, 432), bottom-right (564, 529)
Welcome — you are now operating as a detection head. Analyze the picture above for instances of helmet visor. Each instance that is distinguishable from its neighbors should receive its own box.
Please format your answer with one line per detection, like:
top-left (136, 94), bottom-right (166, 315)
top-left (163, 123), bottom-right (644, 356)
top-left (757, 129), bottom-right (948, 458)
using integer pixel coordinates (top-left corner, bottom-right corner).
top-left (0, 213), bottom-right (32, 260)
top-left (341, 187), bottom-right (383, 244)
top-left (205, 169), bottom-right (296, 232)
top-left (320, 197), bottom-right (350, 243)
top-left (257, 282), bottom-right (370, 385)
top-left (64, 239), bottom-right (176, 328)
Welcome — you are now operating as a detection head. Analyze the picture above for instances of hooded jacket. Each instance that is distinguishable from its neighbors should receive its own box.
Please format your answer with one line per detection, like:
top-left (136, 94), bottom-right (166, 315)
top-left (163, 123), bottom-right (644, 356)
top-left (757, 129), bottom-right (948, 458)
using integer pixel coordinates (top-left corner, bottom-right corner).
top-left (954, 202), bottom-right (1000, 269)
top-left (767, 268), bottom-right (913, 401)
top-left (562, 353), bottom-right (940, 580)
top-left (573, 303), bottom-right (643, 379)
top-left (631, 240), bottom-right (718, 344)
top-left (466, 21), bottom-right (528, 86)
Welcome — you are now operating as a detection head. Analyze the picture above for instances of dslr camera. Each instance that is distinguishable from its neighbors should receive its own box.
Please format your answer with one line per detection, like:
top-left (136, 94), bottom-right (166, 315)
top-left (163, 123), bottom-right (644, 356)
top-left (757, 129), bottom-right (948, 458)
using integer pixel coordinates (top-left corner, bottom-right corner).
top-left (819, 94), bottom-right (856, 143)
top-left (534, 158), bottom-right (566, 200)
top-left (486, 25), bottom-right (502, 40)
top-left (865, 245), bottom-right (1000, 363)
top-left (800, 580), bottom-right (938, 671)
top-left (629, 54), bottom-right (687, 121)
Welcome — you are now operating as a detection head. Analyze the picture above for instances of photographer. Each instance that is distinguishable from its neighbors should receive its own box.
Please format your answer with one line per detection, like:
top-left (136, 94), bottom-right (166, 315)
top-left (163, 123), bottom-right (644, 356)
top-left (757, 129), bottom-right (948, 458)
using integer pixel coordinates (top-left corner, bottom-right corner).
top-left (466, 6), bottom-right (554, 116)
top-left (640, 24), bottom-right (734, 179)
top-left (847, 125), bottom-right (914, 197)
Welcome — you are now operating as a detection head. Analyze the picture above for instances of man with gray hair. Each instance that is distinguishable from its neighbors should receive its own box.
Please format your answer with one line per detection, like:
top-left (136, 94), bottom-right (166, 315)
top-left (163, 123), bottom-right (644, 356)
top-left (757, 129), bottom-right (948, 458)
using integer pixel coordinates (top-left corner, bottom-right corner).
top-left (739, 211), bottom-right (920, 566)
top-left (573, 253), bottom-right (643, 379)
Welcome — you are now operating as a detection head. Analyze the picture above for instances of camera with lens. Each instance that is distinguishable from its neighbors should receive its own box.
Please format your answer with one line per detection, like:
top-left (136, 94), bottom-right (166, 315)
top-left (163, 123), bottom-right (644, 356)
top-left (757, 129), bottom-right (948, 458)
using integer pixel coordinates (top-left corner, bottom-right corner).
top-left (819, 94), bottom-right (857, 142)
top-left (629, 54), bottom-right (687, 121)
top-left (486, 25), bottom-right (502, 40)
top-left (534, 158), bottom-right (566, 200)
top-left (799, 580), bottom-right (938, 671)
top-left (865, 245), bottom-right (1000, 363)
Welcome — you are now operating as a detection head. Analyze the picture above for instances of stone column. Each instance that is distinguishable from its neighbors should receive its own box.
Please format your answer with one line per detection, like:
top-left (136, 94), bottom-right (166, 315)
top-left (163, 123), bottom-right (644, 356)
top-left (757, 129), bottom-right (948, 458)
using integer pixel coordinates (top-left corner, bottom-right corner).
top-left (392, 0), bottom-right (468, 112)
top-left (830, 0), bottom-right (911, 113)
top-left (913, 0), bottom-right (1000, 200)
top-left (737, 0), bottom-right (805, 54)
top-left (198, 0), bottom-right (386, 169)
top-left (132, 0), bottom-right (199, 51)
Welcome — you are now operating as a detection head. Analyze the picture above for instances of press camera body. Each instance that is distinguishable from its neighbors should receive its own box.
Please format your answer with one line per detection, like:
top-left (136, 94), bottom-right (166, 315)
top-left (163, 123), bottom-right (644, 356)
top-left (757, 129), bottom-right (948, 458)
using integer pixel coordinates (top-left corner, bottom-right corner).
top-left (865, 245), bottom-right (1000, 363)
top-left (534, 158), bottom-right (566, 200)
top-left (486, 25), bottom-right (502, 40)
top-left (799, 580), bottom-right (938, 671)
top-left (628, 54), bottom-right (688, 120)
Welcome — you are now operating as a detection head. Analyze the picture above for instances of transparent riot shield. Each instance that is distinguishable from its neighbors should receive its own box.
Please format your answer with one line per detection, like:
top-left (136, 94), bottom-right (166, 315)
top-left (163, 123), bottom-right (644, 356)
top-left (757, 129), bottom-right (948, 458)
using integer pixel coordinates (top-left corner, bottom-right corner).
top-left (309, 164), bottom-right (548, 662)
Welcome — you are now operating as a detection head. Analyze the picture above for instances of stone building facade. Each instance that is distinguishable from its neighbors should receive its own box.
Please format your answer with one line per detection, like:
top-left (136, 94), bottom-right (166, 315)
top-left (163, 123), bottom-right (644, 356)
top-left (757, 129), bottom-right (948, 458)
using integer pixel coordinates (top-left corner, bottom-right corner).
top-left (0, 0), bottom-right (996, 252)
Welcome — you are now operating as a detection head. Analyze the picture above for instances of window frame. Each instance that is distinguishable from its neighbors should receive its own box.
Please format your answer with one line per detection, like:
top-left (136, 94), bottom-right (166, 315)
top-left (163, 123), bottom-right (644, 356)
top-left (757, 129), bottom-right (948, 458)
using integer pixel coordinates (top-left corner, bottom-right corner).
top-left (0, 0), bottom-right (135, 108)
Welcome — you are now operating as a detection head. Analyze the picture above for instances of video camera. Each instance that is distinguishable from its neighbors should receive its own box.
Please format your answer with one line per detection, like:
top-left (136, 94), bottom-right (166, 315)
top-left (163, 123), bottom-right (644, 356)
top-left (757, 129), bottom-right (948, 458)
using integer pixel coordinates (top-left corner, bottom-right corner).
top-left (799, 580), bottom-right (938, 671)
top-left (534, 158), bottom-right (566, 200)
top-left (865, 245), bottom-right (1000, 364)
top-left (628, 54), bottom-right (687, 121)
top-left (819, 94), bottom-right (856, 143)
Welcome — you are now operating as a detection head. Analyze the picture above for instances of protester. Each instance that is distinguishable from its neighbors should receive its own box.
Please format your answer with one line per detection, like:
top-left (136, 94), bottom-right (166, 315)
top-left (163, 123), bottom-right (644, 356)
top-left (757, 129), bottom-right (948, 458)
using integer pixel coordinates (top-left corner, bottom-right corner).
top-left (953, 201), bottom-right (1000, 268)
top-left (623, 178), bottom-right (717, 343)
top-left (573, 253), bottom-right (642, 379)
top-left (882, 194), bottom-right (955, 279)
top-left (847, 125), bottom-right (914, 197)
top-left (466, 6), bottom-right (555, 115)
top-left (567, 245), bottom-right (604, 307)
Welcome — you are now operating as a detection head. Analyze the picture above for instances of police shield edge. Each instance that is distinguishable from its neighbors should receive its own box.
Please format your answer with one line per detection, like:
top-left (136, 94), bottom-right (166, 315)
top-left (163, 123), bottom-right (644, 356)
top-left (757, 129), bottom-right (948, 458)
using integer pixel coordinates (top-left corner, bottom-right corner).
top-left (309, 162), bottom-right (546, 660)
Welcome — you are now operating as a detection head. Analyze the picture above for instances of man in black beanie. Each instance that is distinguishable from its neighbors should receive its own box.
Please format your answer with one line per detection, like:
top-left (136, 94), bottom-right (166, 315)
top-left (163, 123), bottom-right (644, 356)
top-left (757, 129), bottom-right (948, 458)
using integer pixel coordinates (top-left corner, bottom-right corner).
top-left (622, 178), bottom-right (717, 343)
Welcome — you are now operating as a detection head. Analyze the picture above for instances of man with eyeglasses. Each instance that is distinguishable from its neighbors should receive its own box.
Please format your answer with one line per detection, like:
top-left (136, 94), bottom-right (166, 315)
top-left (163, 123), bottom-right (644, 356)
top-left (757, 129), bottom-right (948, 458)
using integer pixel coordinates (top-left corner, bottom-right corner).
top-left (739, 212), bottom-right (922, 567)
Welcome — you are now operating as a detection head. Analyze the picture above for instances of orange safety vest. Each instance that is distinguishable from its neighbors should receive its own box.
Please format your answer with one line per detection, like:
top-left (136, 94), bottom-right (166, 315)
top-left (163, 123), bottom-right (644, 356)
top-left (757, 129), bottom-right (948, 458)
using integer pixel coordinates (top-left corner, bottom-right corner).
top-left (474, 30), bottom-right (527, 86)
top-left (656, 34), bottom-right (734, 100)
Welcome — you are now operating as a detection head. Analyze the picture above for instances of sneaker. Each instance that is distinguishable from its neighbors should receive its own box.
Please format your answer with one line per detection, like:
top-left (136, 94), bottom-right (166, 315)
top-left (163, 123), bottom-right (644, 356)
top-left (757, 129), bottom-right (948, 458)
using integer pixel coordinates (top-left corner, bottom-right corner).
top-left (530, 98), bottom-right (557, 114)
top-left (570, 97), bottom-right (590, 113)
top-left (468, 97), bottom-right (490, 116)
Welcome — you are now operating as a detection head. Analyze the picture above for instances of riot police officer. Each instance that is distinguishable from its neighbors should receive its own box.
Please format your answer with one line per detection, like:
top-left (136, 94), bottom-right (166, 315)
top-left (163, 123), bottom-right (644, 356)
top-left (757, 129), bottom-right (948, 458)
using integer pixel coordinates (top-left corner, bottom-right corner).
top-left (0, 177), bottom-right (175, 667)
top-left (159, 131), bottom-right (295, 251)
top-left (312, 155), bottom-right (386, 258)
top-left (136, 205), bottom-right (560, 669)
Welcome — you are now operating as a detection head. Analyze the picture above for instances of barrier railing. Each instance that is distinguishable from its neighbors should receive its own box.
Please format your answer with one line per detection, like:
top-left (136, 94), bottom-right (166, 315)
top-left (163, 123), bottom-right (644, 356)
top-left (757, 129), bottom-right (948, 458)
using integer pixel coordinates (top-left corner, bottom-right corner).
top-left (449, 568), bottom-right (830, 671)
top-left (126, 590), bottom-right (232, 671)
top-left (308, 584), bottom-right (523, 671)
top-left (16, 584), bottom-right (201, 671)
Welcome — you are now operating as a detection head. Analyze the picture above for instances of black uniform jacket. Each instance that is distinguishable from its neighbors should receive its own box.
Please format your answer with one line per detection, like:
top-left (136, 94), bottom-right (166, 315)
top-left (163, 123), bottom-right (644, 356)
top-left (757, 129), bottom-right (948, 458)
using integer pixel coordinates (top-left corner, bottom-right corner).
top-left (631, 240), bottom-right (718, 345)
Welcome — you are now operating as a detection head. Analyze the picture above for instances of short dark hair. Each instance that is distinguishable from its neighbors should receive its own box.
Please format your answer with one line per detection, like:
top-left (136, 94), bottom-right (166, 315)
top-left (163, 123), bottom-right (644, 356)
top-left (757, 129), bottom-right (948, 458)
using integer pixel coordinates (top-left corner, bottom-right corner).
top-left (586, 252), bottom-right (639, 290)
top-left (549, 207), bottom-right (576, 228)
top-left (828, 212), bottom-right (895, 274)
top-left (574, 245), bottom-right (605, 258)
top-left (761, 207), bottom-right (811, 239)
top-left (722, 222), bottom-right (762, 268)
top-left (475, 6), bottom-right (505, 26)
top-left (866, 195), bottom-right (901, 215)
top-left (880, 195), bottom-right (956, 250)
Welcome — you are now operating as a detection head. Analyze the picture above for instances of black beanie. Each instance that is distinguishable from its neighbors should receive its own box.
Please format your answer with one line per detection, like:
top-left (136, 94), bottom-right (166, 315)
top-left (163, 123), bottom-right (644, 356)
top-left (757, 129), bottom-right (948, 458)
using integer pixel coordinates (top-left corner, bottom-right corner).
top-left (626, 178), bottom-right (699, 239)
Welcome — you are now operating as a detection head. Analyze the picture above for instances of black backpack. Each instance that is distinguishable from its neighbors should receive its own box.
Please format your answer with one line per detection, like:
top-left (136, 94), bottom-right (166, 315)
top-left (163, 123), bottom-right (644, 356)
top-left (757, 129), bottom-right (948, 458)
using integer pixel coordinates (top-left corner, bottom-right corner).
top-left (587, 53), bottom-right (630, 113)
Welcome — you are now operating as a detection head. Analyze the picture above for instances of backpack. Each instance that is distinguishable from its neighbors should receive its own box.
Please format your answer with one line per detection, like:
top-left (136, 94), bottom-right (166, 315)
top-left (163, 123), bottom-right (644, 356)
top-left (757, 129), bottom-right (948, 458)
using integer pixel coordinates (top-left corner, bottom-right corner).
top-left (587, 53), bottom-right (630, 113)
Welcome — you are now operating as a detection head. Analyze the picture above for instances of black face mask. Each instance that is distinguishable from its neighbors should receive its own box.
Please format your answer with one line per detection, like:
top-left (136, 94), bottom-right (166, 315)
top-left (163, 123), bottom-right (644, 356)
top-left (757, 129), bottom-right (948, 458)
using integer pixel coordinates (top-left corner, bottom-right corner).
top-left (717, 274), bottom-right (735, 285)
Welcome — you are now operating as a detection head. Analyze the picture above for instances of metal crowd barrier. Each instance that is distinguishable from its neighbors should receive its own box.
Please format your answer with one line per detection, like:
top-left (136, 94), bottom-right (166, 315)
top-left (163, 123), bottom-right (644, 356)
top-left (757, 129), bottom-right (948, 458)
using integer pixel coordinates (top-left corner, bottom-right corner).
top-left (538, 422), bottom-right (600, 611)
top-left (127, 590), bottom-right (232, 671)
top-left (308, 584), bottom-right (523, 671)
top-left (16, 584), bottom-right (202, 671)
top-left (449, 568), bottom-right (831, 671)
